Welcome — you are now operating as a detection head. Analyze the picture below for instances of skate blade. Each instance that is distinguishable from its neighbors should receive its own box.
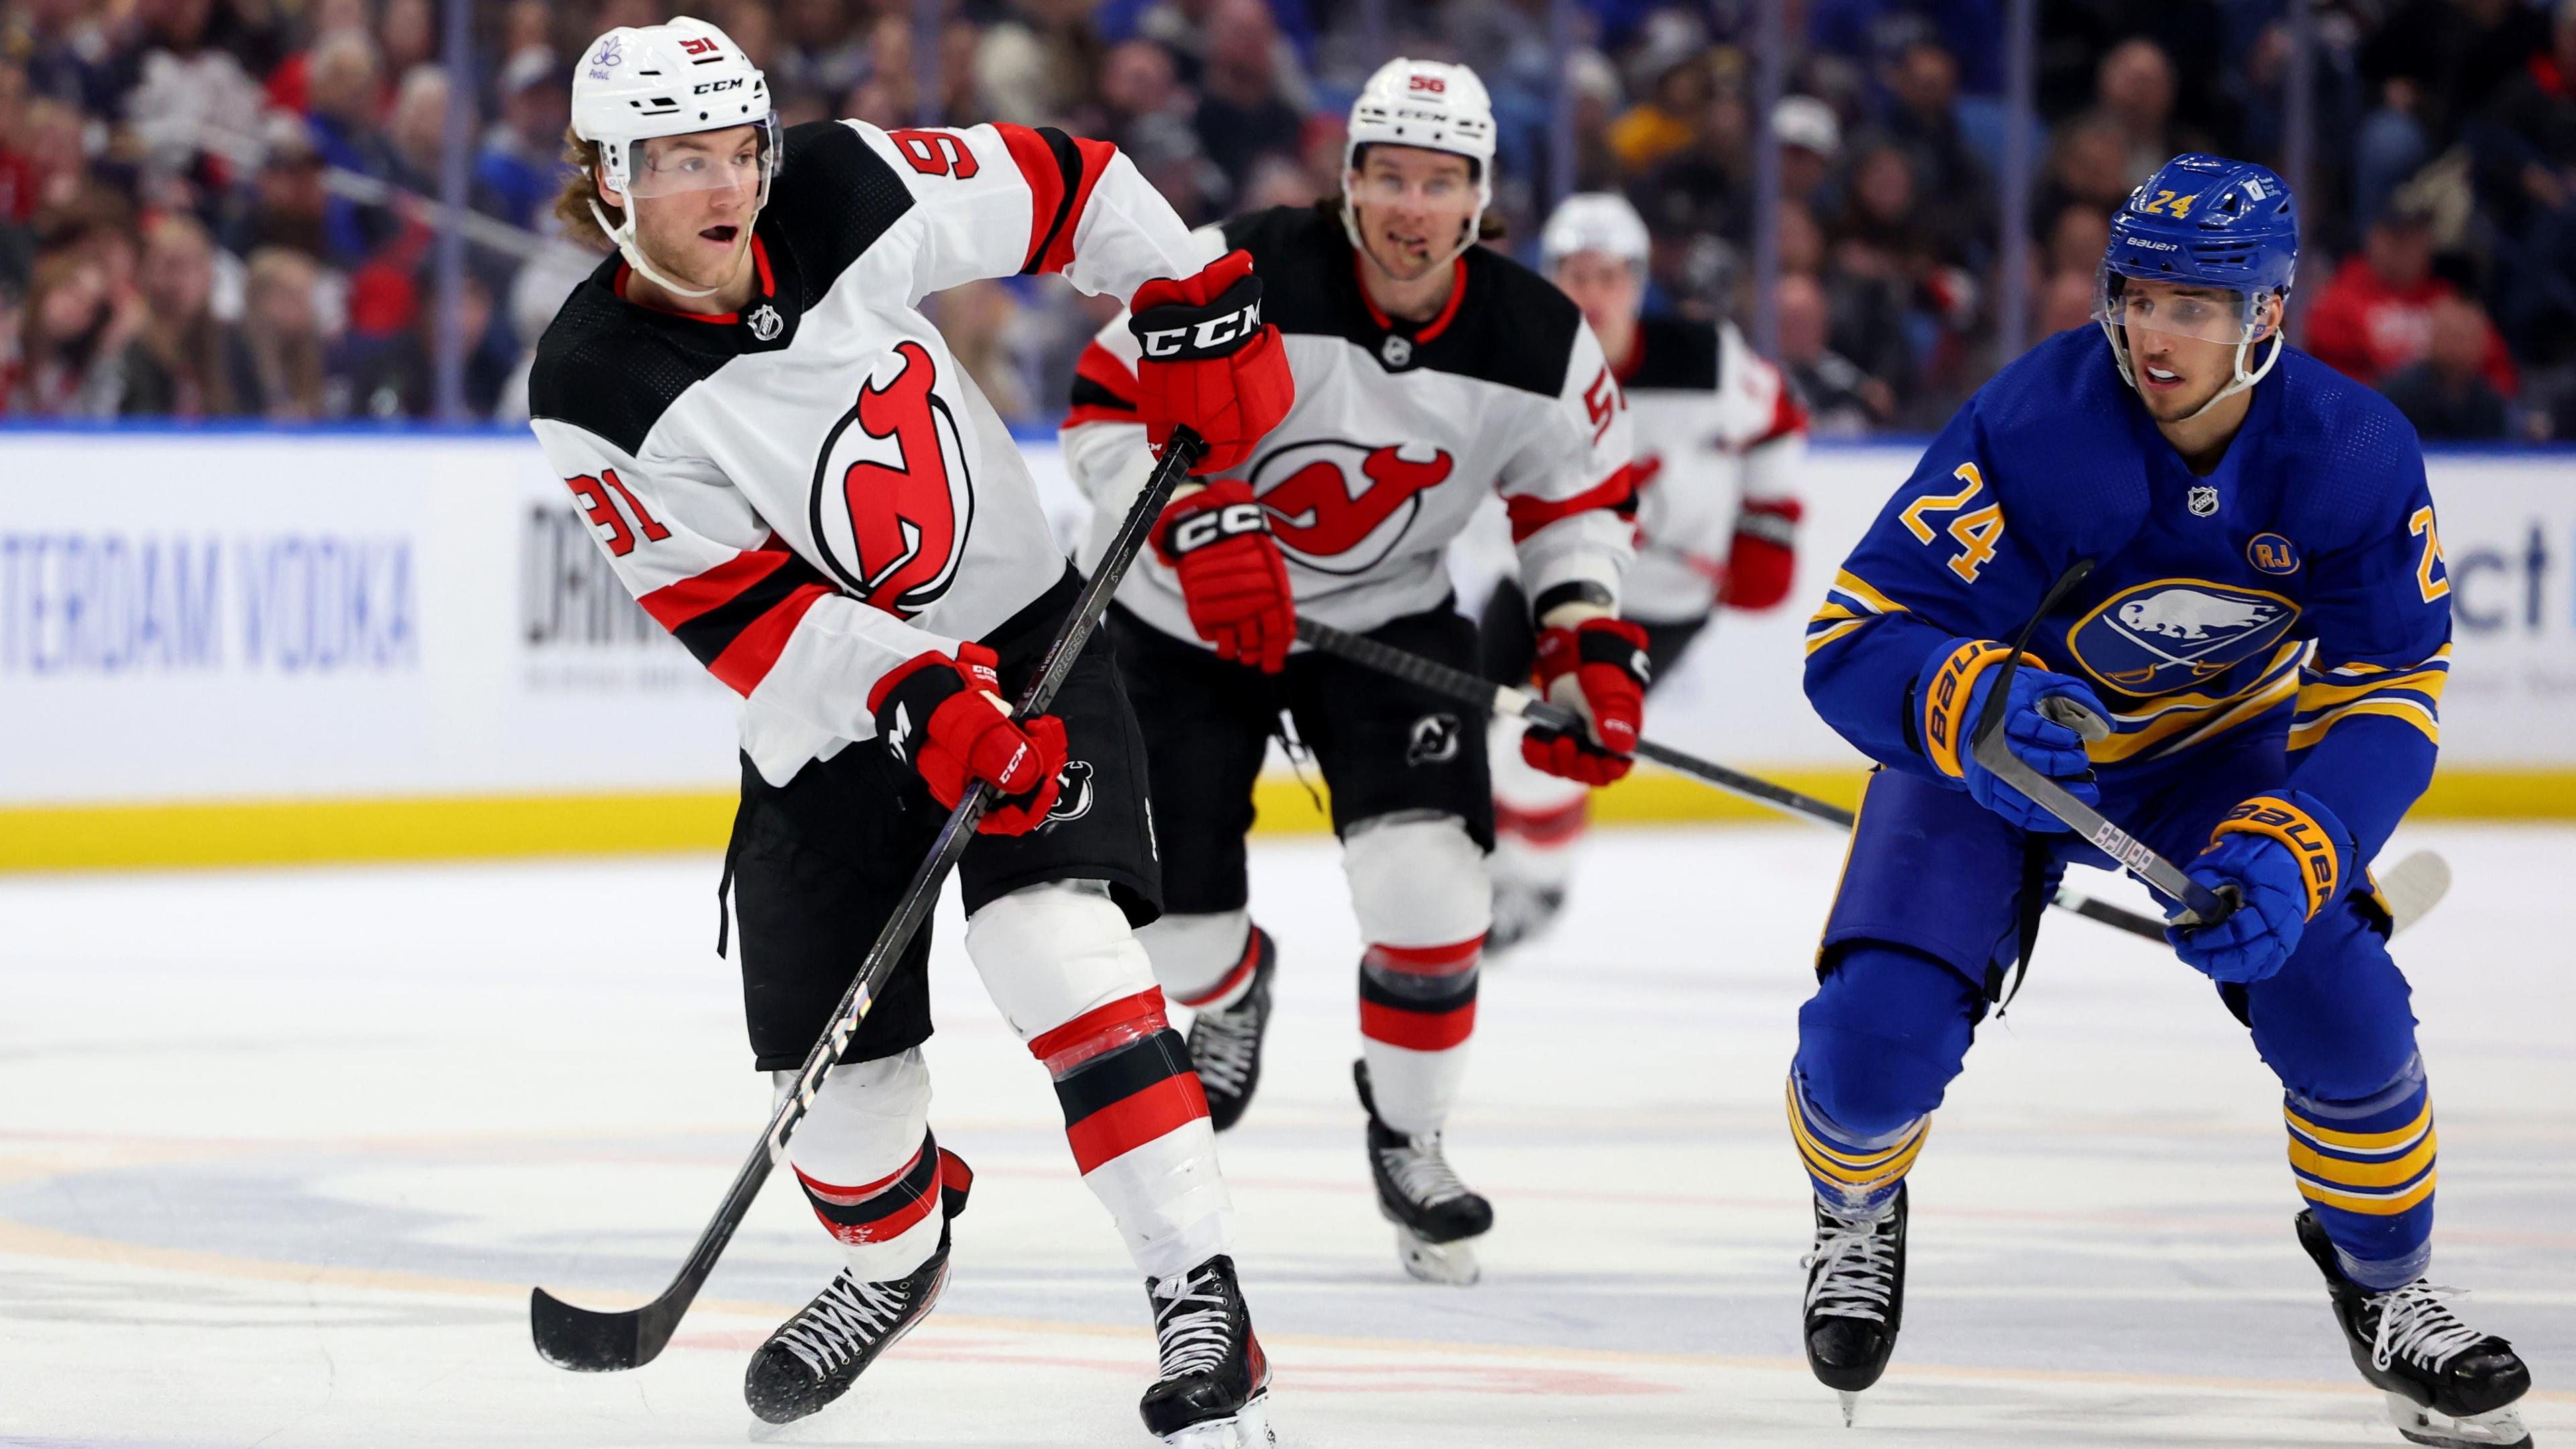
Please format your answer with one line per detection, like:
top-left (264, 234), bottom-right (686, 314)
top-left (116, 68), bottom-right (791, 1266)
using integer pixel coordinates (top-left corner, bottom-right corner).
top-left (1159, 1390), bottom-right (1275, 1448)
top-left (1837, 1390), bottom-right (1860, 1428)
top-left (2387, 1391), bottom-right (2533, 1448)
top-left (1394, 1225), bottom-right (1481, 1286)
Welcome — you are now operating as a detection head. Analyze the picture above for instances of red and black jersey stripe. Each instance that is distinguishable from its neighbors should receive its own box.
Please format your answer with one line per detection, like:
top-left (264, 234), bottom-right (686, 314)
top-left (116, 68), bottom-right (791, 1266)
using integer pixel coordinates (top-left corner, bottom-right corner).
top-left (1507, 464), bottom-right (1639, 545)
top-left (997, 123), bottom-right (1116, 277)
top-left (794, 1130), bottom-right (968, 1245)
top-left (639, 534), bottom-right (840, 696)
top-left (1356, 939), bottom-right (1483, 1052)
top-left (1063, 340), bottom-right (1141, 429)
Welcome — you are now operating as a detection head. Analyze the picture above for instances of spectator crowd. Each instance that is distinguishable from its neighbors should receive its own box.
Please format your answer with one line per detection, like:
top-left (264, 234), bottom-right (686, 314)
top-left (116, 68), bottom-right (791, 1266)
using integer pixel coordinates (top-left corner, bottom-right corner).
top-left (3, 0), bottom-right (2573, 441)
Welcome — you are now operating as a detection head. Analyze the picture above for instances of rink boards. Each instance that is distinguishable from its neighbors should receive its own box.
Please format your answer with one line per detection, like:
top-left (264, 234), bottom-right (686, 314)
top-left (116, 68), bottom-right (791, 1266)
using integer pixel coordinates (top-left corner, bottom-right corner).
top-left (2, 428), bottom-right (2573, 867)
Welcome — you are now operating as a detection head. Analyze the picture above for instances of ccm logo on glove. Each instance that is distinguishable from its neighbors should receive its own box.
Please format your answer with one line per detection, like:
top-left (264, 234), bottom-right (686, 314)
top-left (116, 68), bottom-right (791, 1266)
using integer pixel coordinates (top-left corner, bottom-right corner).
top-left (1165, 500), bottom-right (1269, 553)
top-left (1136, 296), bottom-right (1265, 359)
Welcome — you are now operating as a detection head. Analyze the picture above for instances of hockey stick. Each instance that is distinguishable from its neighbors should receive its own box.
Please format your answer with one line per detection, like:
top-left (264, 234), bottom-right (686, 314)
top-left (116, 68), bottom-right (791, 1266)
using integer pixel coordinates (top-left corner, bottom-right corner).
top-left (1291, 614), bottom-right (2184, 943)
top-left (1965, 560), bottom-right (2239, 926)
top-left (528, 427), bottom-right (1208, 1373)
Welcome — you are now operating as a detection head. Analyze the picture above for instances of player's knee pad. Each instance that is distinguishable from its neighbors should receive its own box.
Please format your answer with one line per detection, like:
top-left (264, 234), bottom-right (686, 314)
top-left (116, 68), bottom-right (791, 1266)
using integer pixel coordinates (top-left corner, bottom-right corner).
top-left (2284, 1054), bottom-right (2436, 1289)
top-left (2242, 901), bottom-right (2421, 1103)
top-left (1136, 908), bottom-right (1256, 1008)
top-left (776, 1048), bottom-right (965, 1268)
top-left (965, 879), bottom-right (1157, 1045)
top-left (1342, 812), bottom-right (1491, 947)
top-left (1792, 942), bottom-right (1982, 1142)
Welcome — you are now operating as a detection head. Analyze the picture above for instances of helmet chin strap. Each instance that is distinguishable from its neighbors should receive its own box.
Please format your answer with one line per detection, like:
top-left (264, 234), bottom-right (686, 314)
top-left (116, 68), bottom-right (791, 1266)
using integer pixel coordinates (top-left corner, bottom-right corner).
top-left (2180, 331), bottom-right (2283, 422)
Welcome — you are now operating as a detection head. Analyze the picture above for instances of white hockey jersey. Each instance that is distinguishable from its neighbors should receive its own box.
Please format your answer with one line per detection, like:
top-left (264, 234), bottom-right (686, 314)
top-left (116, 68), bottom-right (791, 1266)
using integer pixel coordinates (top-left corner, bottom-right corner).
top-left (1618, 315), bottom-right (1807, 625)
top-left (528, 117), bottom-right (1203, 786)
top-left (1060, 205), bottom-right (1636, 645)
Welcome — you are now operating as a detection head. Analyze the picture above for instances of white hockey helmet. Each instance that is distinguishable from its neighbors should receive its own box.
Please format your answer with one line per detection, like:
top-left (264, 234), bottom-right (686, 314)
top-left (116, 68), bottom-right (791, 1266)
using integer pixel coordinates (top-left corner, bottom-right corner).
top-left (1342, 57), bottom-right (1498, 265)
top-left (1540, 191), bottom-right (1651, 273)
top-left (571, 15), bottom-right (775, 297)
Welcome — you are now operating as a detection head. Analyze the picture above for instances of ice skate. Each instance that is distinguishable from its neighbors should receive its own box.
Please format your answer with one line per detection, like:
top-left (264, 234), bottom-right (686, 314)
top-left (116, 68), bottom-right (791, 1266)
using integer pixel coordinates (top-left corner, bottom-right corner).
top-left (1186, 929), bottom-right (1275, 1132)
top-left (744, 1226), bottom-right (955, 1428)
top-left (1485, 875), bottom-right (1565, 957)
top-left (1356, 1061), bottom-right (1493, 1285)
top-left (1140, 1254), bottom-right (1274, 1448)
top-left (1803, 1184), bottom-right (1907, 1426)
top-left (2297, 1210), bottom-right (2533, 1448)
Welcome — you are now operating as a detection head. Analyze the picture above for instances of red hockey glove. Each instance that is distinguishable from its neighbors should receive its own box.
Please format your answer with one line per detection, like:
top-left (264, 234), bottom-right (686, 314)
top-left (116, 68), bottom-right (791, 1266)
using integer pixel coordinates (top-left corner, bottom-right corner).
top-left (1521, 617), bottom-right (1650, 786)
top-left (868, 644), bottom-right (1067, 835)
top-left (1716, 497), bottom-right (1802, 611)
top-left (1129, 250), bottom-right (1293, 474)
top-left (1151, 478), bottom-right (1295, 672)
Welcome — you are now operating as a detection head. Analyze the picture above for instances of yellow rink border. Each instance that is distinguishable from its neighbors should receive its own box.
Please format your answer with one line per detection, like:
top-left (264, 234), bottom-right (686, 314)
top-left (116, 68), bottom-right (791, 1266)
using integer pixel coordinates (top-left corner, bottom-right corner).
top-left (3, 767), bottom-right (2573, 871)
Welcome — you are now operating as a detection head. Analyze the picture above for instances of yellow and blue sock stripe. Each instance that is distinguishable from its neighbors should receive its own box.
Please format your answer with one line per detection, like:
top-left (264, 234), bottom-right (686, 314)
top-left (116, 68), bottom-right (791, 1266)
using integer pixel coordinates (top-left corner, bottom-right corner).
top-left (1787, 1073), bottom-right (1926, 1212)
top-left (2286, 1060), bottom-right (2436, 1289)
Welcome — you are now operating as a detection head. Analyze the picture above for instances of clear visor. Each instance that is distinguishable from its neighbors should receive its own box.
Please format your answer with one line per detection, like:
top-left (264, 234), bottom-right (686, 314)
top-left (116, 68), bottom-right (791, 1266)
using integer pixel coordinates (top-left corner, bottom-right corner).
top-left (2093, 267), bottom-right (2264, 345)
top-left (620, 116), bottom-right (776, 201)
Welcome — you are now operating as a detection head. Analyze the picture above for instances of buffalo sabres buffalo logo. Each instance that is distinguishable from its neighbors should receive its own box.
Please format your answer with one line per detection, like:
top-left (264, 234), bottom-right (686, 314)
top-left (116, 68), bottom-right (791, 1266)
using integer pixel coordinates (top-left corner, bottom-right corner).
top-left (810, 341), bottom-right (973, 618)
top-left (2067, 578), bottom-right (2300, 694)
top-left (1040, 758), bottom-right (1095, 830)
top-left (1406, 712), bottom-right (1462, 765)
top-left (1245, 439), bottom-right (1454, 576)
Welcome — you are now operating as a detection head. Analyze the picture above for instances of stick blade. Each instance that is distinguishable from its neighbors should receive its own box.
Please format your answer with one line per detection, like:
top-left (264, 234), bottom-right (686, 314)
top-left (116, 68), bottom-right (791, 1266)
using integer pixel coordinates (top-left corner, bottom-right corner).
top-left (531, 1285), bottom-right (676, 1372)
top-left (2379, 849), bottom-right (2453, 936)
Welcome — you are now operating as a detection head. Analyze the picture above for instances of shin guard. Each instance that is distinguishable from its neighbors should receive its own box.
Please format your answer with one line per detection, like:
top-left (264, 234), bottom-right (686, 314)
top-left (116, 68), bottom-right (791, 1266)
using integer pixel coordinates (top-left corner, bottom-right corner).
top-left (1788, 1073), bottom-right (1927, 1216)
top-left (1030, 989), bottom-right (1234, 1279)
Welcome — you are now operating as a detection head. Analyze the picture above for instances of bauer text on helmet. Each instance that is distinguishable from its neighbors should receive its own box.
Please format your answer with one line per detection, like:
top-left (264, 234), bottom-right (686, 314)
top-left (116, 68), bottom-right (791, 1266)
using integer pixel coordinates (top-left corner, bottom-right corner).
top-left (573, 15), bottom-right (777, 299)
top-left (2091, 152), bottom-right (2298, 423)
top-left (1342, 58), bottom-right (1497, 273)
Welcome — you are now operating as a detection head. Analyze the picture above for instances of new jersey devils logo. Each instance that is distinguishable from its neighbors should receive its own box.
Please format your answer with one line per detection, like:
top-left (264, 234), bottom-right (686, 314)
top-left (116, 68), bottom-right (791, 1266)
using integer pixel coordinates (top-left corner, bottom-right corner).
top-left (810, 340), bottom-right (973, 617)
top-left (1246, 439), bottom-right (1454, 576)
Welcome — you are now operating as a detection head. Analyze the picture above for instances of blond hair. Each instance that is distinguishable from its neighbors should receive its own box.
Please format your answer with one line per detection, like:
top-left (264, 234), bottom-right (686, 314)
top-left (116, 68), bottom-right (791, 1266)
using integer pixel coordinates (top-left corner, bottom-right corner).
top-left (552, 129), bottom-right (619, 252)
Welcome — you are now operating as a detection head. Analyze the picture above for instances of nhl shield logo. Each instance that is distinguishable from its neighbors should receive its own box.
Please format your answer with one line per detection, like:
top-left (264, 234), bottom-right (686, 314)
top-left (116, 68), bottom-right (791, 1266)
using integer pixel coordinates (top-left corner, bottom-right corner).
top-left (2068, 578), bottom-right (2300, 693)
top-left (2187, 485), bottom-right (2220, 517)
top-left (1380, 334), bottom-right (1413, 368)
top-left (747, 303), bottom-right (784, 341)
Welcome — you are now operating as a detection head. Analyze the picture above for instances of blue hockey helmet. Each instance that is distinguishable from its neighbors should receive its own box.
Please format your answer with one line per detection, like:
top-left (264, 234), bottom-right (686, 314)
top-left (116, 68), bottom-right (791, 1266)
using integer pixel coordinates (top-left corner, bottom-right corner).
top-left (2094, 153), bottom-right (2300, 416)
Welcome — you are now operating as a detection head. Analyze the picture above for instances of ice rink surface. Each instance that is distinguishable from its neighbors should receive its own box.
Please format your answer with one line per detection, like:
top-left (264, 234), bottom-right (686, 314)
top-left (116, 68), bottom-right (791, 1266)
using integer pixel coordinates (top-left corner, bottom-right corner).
top-left (4, 821), bottom-right (2571, 1448)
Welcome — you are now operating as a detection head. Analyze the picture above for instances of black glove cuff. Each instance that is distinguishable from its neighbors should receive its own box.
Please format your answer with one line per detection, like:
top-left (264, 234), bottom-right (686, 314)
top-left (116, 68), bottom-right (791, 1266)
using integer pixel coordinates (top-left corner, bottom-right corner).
top-left (1130, 274), bottom-right (1266, 361)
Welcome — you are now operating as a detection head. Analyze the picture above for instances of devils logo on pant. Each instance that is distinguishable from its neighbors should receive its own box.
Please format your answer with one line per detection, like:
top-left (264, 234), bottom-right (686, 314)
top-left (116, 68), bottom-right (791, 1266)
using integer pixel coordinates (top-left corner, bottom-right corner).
top-left (811, 339), bottom-right (974, 617)
top-left (1246, 440), bottom-right (1454, 576)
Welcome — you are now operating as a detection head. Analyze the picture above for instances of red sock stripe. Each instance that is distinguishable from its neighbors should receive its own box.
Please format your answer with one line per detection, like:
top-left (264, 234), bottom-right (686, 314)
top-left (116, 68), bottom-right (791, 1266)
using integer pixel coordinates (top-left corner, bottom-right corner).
top-left (1496, 797), bottom-right (1589, 845)
top-left (1065, 1073), bottom-right (1210, 1175)
top-left (1028, 988), bottom-right (1172, 1075)
top-left (1363, 935), bottom-right (1485, 975)
top-left (1174, 930), bottom-right (1263, 1008)
top-left (793, 1141), bottom-right (943, 1245)
top-left (1360, 997), bottom-right (1477, 1051)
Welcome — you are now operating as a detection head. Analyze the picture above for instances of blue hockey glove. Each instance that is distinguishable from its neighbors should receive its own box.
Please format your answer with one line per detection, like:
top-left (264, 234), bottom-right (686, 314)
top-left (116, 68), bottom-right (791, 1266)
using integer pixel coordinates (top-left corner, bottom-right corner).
top-left (2166, 790), bottom-right (2353, 983)
top-left (1915, 637), bottom-right (2106, 834)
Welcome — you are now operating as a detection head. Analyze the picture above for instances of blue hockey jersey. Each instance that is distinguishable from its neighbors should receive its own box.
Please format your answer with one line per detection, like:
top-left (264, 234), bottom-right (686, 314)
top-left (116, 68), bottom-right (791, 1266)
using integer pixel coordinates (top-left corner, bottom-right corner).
top-left (1805, 327), bottom-right (2452, 863)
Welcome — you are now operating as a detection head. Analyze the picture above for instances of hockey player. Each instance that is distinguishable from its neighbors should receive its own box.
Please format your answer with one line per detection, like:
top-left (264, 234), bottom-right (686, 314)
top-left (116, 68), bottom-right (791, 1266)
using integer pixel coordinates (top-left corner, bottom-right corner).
top-left (1477, 191), bottom-right (1807, 951)
top-left (1790, 154), bottom-right (2532, 1446)
top-left (526, 19), bottom-right (1293, 1446)
top-left (1059, 58), bottom-right (1641, 1285)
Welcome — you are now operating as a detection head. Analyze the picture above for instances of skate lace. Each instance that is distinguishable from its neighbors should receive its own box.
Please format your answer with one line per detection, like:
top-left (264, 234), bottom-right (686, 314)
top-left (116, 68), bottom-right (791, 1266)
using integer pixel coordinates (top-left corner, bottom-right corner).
top-left (1802, 1206), bottom-right (1897, 1323)
top-left (776, 1273), bottom-right (910, 1379)
top-left (2369, 1282), bottom-right (2489, 1375)
top-left (1150, 1265), bottom-right (1236, 1380)
top-left (1381, 1134), bottom-right (1472, 1207)
top-left (1191, 1001), bottom-right (1259, 1095)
